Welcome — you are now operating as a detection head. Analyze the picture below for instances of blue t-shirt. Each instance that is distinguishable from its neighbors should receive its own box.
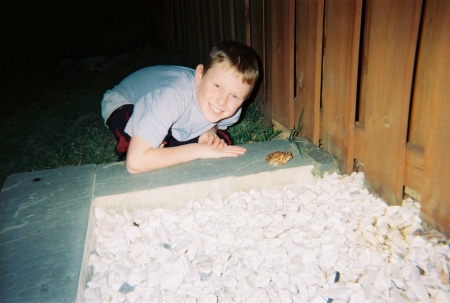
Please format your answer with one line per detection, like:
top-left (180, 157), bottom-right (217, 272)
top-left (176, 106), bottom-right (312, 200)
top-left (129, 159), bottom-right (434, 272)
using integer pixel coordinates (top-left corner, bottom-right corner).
top-left (101, 65), bottom-right (241, 148)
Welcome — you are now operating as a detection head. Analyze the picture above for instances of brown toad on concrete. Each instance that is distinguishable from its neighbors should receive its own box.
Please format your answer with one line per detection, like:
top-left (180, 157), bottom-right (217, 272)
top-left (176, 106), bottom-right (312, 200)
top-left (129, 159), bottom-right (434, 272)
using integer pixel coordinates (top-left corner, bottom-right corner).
top-left (265, 151), bottom-right (293, 166)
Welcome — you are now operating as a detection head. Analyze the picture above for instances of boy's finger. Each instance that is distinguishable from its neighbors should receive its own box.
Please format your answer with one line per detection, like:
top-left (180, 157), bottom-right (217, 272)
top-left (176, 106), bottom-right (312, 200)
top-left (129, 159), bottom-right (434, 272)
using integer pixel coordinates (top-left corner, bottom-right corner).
top-left (223, 146), bottom-right (246, 154)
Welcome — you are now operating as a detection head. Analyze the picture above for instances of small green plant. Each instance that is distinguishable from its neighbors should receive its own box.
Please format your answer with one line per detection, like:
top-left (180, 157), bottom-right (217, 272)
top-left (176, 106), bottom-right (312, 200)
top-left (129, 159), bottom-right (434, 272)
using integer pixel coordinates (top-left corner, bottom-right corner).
top-left (257, 126), bottom-right (281, 142)
top-left (229, 102), bottom-right (281, 144)
top-left (288, 109), bottom-right (305, 158)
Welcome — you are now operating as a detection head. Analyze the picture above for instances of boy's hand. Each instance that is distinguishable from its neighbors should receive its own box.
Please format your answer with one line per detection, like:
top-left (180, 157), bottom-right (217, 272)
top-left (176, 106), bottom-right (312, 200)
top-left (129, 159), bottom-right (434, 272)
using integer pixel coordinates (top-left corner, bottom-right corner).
top-left (198, 129), bottom-right (245, 158)
top-left (199, 144), bottom-right (247, 159)
top-left (198, 131), bottom-right (227, 147)
top-left (126, 135), bottom-right (247, 174)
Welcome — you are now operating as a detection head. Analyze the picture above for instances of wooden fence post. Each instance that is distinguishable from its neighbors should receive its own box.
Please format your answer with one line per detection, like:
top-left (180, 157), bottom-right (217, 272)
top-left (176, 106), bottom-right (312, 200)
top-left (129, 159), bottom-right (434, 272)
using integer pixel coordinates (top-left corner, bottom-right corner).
top-left (360, 0), bottom-right (422, 205)
top-left (321, 0), bottom-right (362, 173)
top-left (295, 0), bottom-right (324, 146)
top-left (414, 0), bottom-right (450, 236)
top-left (264, 0), bottom-right (296, 128)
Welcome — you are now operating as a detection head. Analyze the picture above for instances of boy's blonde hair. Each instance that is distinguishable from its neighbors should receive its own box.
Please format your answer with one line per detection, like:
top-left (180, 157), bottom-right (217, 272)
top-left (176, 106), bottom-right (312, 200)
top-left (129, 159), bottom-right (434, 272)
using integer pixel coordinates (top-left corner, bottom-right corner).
top-left (203, 41), bottom-right (260, 85)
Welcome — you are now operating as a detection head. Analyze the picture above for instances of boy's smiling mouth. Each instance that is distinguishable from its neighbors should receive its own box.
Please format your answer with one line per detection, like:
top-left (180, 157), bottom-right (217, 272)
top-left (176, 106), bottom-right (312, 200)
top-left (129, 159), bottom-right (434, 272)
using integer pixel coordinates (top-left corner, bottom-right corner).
top-left (209, 103), bottom-right (223, 114)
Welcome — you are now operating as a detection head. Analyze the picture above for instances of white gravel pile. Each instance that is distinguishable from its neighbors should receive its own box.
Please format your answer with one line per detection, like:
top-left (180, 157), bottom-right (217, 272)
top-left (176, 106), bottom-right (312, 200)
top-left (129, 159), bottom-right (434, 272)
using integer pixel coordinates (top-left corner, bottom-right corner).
top-left (84, 172), bottom-right (449, 303)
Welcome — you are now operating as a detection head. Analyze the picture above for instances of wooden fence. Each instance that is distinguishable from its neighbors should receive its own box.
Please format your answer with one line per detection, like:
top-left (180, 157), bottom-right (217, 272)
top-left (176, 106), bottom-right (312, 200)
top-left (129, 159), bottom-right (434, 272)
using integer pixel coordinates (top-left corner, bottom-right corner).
top-left (148, 0), bottom-right (449, 236)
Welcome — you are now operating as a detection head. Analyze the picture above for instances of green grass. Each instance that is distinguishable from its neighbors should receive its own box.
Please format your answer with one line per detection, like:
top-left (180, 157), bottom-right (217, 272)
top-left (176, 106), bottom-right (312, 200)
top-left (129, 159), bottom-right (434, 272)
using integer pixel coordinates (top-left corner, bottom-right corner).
top-left (0, 48), bottom-right (279, 189)
top-left (229, 102), bottom-right (281, 144)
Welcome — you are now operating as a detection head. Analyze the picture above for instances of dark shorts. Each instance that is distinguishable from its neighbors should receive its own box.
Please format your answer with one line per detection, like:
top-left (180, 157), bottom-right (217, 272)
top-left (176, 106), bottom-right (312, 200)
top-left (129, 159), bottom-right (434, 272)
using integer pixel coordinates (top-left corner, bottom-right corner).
top-left (106, 105), bottom-right (234, 161)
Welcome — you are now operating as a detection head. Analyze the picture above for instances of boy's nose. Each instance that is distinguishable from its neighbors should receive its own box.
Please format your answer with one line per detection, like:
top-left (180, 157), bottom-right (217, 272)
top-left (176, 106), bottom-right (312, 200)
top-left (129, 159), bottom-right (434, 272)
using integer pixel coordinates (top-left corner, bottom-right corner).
top-left (217, 94), bottom-right (227, 106)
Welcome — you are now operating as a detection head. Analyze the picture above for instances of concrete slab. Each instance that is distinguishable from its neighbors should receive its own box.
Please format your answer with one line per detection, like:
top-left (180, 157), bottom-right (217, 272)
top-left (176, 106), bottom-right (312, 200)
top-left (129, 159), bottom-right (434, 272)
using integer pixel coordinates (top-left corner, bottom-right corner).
top-left (92, 141), bottom-right (321, 218)
top-left (0, 165), bottom-right (96, 303)
top-left (0, 139), bottom-right (338, 303)
top-left (93, 139), bottom-right (327, 198)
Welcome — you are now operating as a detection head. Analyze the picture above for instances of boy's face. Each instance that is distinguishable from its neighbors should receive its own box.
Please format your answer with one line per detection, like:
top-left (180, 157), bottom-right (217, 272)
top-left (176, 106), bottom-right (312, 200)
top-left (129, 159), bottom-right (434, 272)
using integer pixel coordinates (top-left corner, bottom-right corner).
top-left (195, 61), bottom-right (254, 123)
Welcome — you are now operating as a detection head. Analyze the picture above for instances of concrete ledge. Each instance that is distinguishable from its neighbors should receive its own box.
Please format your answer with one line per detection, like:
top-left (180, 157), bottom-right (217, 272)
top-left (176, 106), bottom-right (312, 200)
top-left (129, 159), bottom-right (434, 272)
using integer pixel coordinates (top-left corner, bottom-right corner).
top-left (0, 165), bottom-right (96, 303)
top-left (0, 139), bottom-right (338, 303)
top-left (92, 139), bottom-right (336, 198)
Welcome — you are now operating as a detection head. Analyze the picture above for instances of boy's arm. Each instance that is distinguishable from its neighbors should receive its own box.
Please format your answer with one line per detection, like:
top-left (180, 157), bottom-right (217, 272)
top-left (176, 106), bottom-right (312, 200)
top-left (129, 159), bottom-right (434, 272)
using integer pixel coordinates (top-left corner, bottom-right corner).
top-left (126, 135), bottom-right (246, 174)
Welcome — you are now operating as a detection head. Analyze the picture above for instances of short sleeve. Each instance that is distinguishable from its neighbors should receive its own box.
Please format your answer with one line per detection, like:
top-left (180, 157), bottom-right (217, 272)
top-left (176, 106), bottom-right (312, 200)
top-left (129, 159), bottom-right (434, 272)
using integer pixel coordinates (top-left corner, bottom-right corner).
top-left (125, 89), bottom-right (182, 148)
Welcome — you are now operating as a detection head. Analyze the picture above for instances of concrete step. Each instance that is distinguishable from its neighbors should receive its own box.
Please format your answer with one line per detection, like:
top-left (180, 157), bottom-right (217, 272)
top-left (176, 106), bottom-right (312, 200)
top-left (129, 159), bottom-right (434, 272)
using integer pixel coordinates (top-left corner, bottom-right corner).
top-left (0, 139), bottom-right (338, 303)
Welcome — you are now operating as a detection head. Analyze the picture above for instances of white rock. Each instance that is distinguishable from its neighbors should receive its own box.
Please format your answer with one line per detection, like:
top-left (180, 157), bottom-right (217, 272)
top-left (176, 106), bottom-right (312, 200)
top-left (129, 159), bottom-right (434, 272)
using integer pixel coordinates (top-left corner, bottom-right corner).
top-left (199, 293), bottom-right (217, 303)
top-left (319, 244), bottom-right (339, 269)
top-left (251, 272), bottom-right (271, 288)
top-left (125, 290), bottom-right (141, 303)
top-left (357, 248), bottom-right (371, 267)
top-left (407, 280), bottom-right (430, 301)
top-left (277, 289), bottom-right (292, 303)
top-left (373, 270), bottom-right (392, 291)
top-left (160, 273), bottom-right (184, 291)
top-left (135, 252), bottom-right (150, 265)
top-left (369, 249), bottom-right (385, 267)
top-left (108, 288), bottom-right (127, 302)
top-left (390, 267), bottom-right (407, 289)
top-left (85, 172), bottom-right (450, 303)
top-left (250, 255), bottom-right (265, 272)
top-left (435, 290), bottom-right (450, 303)
top-left (124, 225), bottom-right (142, 242)
top-left (286, 282), bottom-right (299, 294)
top-left (300, 272), bottom-right (321, 286)
top-left (266, 288), bottom-right (281, 303)
top-left (221, 275), bottom-right (238, 288)
top-left (180, 284), bottom-right (201, 298)
top-left (358, 271), bottom-right (376, 287)
top-left (302, 251), bottom-right (317, 263)
top-left (186, 244), bottom-right (198, 261)
top-left (247, 289), bottom-right (270, 303)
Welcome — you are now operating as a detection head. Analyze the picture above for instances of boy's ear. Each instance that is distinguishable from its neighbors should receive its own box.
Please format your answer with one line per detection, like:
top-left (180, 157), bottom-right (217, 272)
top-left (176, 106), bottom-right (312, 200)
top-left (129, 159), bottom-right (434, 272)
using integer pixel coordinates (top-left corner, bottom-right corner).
top-left (195, 64), bottom-right (204, 83)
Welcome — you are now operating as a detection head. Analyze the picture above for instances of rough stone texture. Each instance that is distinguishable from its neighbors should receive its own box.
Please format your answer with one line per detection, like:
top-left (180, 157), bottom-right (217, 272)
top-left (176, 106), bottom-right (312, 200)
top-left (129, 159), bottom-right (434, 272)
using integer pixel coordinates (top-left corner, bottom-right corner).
top-left (85, 173), bottom-right (450, 303)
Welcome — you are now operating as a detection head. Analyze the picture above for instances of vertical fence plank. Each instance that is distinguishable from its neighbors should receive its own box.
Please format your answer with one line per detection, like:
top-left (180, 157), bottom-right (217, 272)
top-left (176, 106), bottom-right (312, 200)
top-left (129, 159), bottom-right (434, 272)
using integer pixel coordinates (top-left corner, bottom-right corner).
top-left (229, 0), bottom-right (236, 40)
top-left (321, 0), bottom-right (362, 173)
top-left (221, 0), bottom-right (236, 41)
top-left (262, 0), bottom-right (273, 122)
top-left (249, 0), bottom-right (265, 103)
top-left (221, 0), bottom-right (230, 40)
top-left (295, 0), bottom-right (324, 146)
top-left (245, 0), bottom-right (251, 45)
top-left (250, 0), bottom-right (264, 53)
top-left (217, 0), bottom-right (225, 42)
top-left (234, 0), bottom-right (247, 43)
top-left (264, 0), bottom-right (296, 128)
top-left (415, 0), bottom-right (450, 236)
top-left (361, 0), bottom-right (422, 205)
top-left (205, 0), bottom-right (215, 55)
top-left (197, 0), bottom-right (207, 63)
top-left (208, 0), bottom-right (221, 46)
top-left (202, 0), bottom-right (213, 57)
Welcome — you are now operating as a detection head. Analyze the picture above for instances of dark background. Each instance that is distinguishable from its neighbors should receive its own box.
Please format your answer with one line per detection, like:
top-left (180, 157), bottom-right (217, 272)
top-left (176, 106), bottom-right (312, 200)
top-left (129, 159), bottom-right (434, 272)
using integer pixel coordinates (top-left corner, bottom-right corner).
top-left (0, 1), bottom-right (189, 187)
top-left (3, 1), bottom-right (158, 75)
top-left (1, 0), bottom-right (175, 122)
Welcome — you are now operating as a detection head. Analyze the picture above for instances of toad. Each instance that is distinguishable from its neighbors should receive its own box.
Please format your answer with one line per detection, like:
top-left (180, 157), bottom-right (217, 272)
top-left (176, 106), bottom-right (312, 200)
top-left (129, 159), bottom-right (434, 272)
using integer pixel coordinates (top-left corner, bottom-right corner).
top-left (265, 151), bottom-right (293, 166)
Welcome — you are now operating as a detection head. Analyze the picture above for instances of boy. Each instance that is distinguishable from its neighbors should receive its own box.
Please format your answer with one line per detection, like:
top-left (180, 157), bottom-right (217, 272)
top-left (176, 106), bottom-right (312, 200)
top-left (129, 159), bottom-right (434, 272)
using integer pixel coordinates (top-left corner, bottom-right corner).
top-left (101, 41), bottom-right (259, 174)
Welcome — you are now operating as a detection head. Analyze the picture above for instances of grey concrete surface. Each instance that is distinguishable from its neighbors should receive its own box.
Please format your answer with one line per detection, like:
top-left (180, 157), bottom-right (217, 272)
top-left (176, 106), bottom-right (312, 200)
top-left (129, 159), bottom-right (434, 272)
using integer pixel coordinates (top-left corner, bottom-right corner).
top-left (0, 139), bottom-right (338, 303)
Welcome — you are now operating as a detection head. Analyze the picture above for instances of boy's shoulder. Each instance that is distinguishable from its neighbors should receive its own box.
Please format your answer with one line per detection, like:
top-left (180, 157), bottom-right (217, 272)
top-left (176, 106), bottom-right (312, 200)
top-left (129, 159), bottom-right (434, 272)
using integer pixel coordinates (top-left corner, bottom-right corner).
top-left (136, 65), bottom-right (195, 76)
top-left (121, 65), bottom-right (196, 89)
